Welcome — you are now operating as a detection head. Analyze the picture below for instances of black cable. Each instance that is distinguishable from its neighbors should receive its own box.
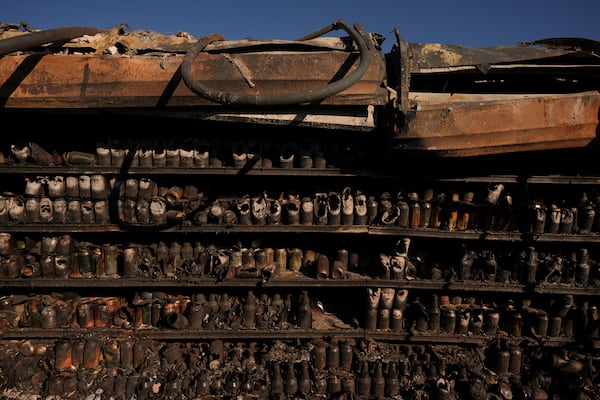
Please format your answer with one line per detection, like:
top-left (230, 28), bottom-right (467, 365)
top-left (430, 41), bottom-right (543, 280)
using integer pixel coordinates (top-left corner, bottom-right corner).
top-left (0, 26), bottom-right (104, 56)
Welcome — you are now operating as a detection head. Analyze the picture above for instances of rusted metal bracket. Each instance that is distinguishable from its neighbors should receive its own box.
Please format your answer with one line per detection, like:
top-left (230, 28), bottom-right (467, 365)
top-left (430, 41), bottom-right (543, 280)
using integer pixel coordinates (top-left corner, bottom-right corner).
top-left (391, 27), bottom-right (410, 116)
top-left (389, 27), bottom-right (413, 135)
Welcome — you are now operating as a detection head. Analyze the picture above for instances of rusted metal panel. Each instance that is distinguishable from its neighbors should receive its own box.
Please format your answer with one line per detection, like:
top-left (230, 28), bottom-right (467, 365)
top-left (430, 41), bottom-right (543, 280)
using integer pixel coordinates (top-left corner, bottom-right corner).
top-left (0, 50), bottom-right (386, 107)
top-left (385, 34), bottom-right (600, 156)
top-left (408, 43), bottom-right (587, 71)
top-left (0, 25), bottom-right (388, 113)
top-left (393, 91), bottom-right (600, 156)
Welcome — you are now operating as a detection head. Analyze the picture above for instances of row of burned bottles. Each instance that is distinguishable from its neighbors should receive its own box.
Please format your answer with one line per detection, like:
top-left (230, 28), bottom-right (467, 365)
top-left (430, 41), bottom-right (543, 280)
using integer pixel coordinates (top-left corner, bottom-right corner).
top-left (376, 186), bottom-right (600, 235)
top-left (228, 347), bottom-right (598, 400)
top-left (7, 173), bottom-right (600, 234)
top-left (4, 287), bottom-right (599, 340)
top-left (361, 289), bottom-right (600, 340)
top-left (6, 336), bottom-right (597, 399)
top-left (268, 358), bottom-right (411, 399)
top-left (529, 191), bottom-right (600, 234)
top-left (1, 290), bottom-right (313, 331)
top-left (379, 239), bottom-right (600, 287)
top-left (452, 245), bottom-right (599, 286)
top-left (2, 231), bottom-right (600, 289)
top-left (8, 137), bottom-right (363, 169)
top-left (0, 337), bottom-right (472, 398)
top-left (0, 233), bottom-right (363, 281)
top-left (0, 234), bottom-right (124, 279)
top-left (0, 174), bottom-right (197, 225)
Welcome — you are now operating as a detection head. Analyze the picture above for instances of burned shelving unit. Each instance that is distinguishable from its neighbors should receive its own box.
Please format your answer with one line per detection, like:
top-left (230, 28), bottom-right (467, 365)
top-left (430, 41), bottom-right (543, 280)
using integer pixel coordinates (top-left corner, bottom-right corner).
top-left (0, 21), bottom-right (599, 400)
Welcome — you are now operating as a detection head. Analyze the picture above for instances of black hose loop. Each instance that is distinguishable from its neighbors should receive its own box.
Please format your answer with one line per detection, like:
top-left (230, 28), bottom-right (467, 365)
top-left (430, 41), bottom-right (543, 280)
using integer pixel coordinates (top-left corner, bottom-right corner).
top-left (181, 20), bottom-right (371, 106)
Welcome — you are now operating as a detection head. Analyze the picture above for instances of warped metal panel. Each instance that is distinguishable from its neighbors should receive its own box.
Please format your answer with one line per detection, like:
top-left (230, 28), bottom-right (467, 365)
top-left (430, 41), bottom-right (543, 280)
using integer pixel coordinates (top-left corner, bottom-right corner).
top-left (0, 48), bottom-right (387, 108)
top-left (393, 91), bottom-right (600, 157)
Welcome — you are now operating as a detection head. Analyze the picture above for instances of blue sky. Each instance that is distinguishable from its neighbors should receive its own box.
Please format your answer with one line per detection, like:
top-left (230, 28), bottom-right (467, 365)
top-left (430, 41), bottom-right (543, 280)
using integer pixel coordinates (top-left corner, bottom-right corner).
top-left (3, 1), bottom-right (598, 53)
